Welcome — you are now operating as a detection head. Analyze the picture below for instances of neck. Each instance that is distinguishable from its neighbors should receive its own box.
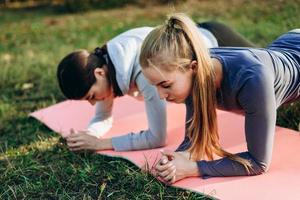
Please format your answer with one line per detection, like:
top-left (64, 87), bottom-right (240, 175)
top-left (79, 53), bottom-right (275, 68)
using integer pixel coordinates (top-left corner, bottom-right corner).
top-left (212, 58), bottom-right (223, 89)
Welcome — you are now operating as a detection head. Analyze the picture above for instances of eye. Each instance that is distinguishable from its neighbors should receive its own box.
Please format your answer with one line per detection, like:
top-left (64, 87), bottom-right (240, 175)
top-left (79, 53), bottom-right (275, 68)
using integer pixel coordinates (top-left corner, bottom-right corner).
top-left (161, 84), bottom-right (171, 89)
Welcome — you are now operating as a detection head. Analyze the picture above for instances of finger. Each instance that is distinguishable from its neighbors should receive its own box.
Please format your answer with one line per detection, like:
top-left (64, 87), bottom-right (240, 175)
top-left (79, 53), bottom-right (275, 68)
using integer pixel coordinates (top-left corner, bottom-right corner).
top-left (69, 147), bottom-right (83, 151)
top-left (161, 149), bottom-right (176, 160)
top-left (153, 156), bottom-right (168, 171)
top-left (168, 170), bottom-right (177, 184)
top-left (77, 130), bottom-right (88, 134)
top-left (158, 164), bottom-right (175, 177)
top-left (66, 128), bottom-right (74, 139)
top-left (160, 155), bottom-right (169, 165)
top-left (155, 175), bottom-right (165, 183)
top-left (158, 165), bottom-right (176, 178)
top-left (66, 134), bottom-right (85, 141)
top-left (70, 128), bottom-right (77, 135)
top-left (69, 132), bottom-right (85, 137)
top-left (164, 168), bottom-right (176, 183)
top-left (66, 137), bottom-right (80, 143)
top-left (67, 141), bottom-right (84, 148)
top-left (155, 161), bottom-right (174, 172)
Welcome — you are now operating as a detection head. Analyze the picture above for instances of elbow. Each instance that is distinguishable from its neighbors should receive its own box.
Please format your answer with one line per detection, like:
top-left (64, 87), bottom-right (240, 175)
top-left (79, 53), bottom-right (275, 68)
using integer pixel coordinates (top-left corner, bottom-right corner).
top-left (157, 138), bottom-right (167, 148)
top-left (148, 130), bottom-right (167, 148)
top-left (259, 162), bottom-right (270, 173)
top-left (251, 160), bottom-right (271, 175)
top-left (150, 136), bottom-right (167, 148)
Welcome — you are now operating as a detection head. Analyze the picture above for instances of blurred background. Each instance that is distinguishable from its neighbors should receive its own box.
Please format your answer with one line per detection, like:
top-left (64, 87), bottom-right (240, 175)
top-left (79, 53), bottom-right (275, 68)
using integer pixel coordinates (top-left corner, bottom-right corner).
top-left (0, 0), bottom-right (299, 199)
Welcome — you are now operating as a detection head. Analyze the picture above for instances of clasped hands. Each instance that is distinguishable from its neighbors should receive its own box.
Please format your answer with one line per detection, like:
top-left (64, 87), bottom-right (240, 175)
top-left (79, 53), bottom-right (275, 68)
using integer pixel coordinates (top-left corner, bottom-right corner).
top-left (154, 150), bottom-right (200, 184)
top-left (65, 129), bottom-right (199, 183)
top-left (65, 129), bottom-right (112, 151)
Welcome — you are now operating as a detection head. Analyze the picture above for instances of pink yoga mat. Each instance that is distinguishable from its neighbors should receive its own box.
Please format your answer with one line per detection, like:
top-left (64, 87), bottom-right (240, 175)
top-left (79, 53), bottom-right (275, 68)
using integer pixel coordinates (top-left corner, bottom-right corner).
top-left (30, 96), bottom-right (300, 200)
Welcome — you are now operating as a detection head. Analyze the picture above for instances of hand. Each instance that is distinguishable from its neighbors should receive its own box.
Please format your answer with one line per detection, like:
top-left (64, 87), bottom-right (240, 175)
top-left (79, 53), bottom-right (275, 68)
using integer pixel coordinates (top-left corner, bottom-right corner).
top-left (155, 149), bottom-right (199, 184)
top-left (66, 129), bottom-right (112, 151)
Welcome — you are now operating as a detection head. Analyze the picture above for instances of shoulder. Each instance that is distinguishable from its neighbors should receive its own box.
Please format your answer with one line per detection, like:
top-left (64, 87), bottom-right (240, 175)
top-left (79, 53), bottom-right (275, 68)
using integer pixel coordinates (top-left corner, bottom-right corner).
top-left (237, 66), bottom-right (275, 112)
top-left (107, 27), bottom-right (154, 62)
top-left (211, 48), bottom-right (260, 65)
top-left (214, 48), bottom-right (271, 90)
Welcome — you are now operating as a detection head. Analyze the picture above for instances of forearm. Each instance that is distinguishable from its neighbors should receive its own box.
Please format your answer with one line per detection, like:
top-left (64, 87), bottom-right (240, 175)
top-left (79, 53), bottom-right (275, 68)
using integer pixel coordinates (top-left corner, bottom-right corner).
top-left (114, 72), bottom-right (167, 151)
top-left (111, 107), bottom-right (166, 151)
top-left (176, 151), bottom-right (201, 177)
top-left (197, 152), bottom-right (267, 179)
top-left (111, 129), bottom-right (166, 151)
top-left (188, 161), bottom-right (201, 177)
top-left (96, 138), bottom-right (113, 150)
top-left (88, 99), bottom-right (113, 137)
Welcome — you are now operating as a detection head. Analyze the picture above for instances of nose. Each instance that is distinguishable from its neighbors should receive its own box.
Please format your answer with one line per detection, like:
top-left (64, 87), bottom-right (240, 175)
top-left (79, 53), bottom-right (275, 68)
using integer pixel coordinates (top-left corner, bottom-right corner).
top-left (88, 99), bottom-right (96, 105)
top-left (157, 87), bottom-right (168, 99)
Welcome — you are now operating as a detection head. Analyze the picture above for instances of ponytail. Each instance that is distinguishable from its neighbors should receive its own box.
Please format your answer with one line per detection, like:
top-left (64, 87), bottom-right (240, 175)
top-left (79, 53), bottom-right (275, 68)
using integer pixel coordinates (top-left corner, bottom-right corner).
top-left (140, 13), bottom-right (252, 173)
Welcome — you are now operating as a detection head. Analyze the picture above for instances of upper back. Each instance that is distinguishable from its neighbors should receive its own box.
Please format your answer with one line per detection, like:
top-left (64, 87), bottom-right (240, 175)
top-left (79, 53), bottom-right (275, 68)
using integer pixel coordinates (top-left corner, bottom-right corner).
top-left (211, 47), bottom-right (300, 109)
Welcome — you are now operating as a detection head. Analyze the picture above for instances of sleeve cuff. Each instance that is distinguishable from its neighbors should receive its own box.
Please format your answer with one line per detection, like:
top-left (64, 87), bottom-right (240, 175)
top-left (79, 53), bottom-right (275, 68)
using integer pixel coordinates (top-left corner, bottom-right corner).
top-left (197, 160), bottom-right (211, 179)
top-left (87, 117), bottom-right (113, 138)
top-left (111, 134), bottom-right (133, 151)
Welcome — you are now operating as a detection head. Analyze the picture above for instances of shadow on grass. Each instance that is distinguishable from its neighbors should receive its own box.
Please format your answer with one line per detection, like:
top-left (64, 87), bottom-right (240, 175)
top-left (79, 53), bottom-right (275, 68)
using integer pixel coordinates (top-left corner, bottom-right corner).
top-left (0, 141), bottom-right (212, 199)
top-left (0, 117), bottom-right (56, 150)
top-left (0, 0), bottom-right (142, 17)
top-left (0, 87), bottom-right (65, 150)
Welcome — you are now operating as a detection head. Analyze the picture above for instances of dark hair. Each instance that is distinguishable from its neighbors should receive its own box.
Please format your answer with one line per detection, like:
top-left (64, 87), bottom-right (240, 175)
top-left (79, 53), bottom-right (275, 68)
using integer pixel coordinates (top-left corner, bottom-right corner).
top-left (56, 48), bottom-right (107, 99)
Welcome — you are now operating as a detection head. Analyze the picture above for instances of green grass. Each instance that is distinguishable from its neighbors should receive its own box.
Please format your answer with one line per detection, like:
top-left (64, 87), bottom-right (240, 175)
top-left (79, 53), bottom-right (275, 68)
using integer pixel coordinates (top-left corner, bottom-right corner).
top-left (0, 0), bottom-right (300, 199)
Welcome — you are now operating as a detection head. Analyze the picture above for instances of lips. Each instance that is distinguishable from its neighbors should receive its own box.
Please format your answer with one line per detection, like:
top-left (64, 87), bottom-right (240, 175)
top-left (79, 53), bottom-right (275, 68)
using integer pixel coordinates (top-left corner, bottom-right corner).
top-left (166, 98), bottom-right (175, 102)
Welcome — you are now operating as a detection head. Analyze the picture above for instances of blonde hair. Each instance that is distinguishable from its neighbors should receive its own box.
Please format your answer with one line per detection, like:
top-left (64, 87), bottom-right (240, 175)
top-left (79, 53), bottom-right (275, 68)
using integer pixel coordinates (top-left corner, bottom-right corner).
top-left (140, 13), bottom-right (252, 172)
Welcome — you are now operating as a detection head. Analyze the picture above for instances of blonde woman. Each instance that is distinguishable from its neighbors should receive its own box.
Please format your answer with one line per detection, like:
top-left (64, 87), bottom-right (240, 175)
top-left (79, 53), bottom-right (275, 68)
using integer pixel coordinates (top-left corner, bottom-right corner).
top-left (139, 13), bottom-right (300, 183)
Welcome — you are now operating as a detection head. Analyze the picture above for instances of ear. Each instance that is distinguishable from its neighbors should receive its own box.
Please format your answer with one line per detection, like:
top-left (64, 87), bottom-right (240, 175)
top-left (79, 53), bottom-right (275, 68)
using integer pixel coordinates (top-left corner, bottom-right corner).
top-left (94, 67), bottom-right (106, 79)
top-left (189, 60), bottom-right (198, 73)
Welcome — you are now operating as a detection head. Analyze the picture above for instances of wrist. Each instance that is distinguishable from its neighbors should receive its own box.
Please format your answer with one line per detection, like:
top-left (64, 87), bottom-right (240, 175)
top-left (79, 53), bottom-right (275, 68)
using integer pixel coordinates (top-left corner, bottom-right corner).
top-left (188, 161), bottom-right (201, 177)
top-left (97, 138), bottom-right (113, 150)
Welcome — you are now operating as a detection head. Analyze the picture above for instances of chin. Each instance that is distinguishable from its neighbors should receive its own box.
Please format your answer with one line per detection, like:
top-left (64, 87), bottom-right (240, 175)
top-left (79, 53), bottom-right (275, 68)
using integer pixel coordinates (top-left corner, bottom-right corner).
top-left (171, 99), bottom-right (184, 104)
top-left (176, 100), bottom-right (185, 104)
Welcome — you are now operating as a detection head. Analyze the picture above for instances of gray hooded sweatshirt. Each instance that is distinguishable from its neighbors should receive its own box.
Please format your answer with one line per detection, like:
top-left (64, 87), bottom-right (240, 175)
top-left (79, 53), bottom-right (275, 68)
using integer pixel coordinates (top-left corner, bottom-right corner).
top-left (87, 26), bottom-right (218, 151)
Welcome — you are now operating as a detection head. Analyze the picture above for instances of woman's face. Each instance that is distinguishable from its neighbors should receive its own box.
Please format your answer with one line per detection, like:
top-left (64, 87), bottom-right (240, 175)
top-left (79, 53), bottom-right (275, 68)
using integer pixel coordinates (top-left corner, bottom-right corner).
top-left (142, 63), bottom-right (195, 103)
top-left (82, 67), bottom-right (113, 105)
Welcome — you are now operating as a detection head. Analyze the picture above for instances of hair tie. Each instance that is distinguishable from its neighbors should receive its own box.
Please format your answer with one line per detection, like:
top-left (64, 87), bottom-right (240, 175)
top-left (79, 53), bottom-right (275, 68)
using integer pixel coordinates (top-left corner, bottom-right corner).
top-left (94, 47), bottom-right (105, 57)
top-left (167, 18), bottom-right (175, 29)
top-left (167, 18), bottom-right (181, 30)
top-left (90, 46), bottom-right (108, 68)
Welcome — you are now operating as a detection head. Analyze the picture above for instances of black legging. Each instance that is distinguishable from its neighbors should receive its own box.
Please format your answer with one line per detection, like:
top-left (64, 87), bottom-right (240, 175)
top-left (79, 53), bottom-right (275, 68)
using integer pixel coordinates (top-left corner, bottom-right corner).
top-left (198, 22), bottom-right (256, 47)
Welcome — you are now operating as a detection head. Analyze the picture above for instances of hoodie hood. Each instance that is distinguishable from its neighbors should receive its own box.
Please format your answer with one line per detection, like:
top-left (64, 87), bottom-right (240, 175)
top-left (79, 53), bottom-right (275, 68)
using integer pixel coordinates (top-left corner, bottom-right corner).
top-left (106, 27), bottom-right (153, 94)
